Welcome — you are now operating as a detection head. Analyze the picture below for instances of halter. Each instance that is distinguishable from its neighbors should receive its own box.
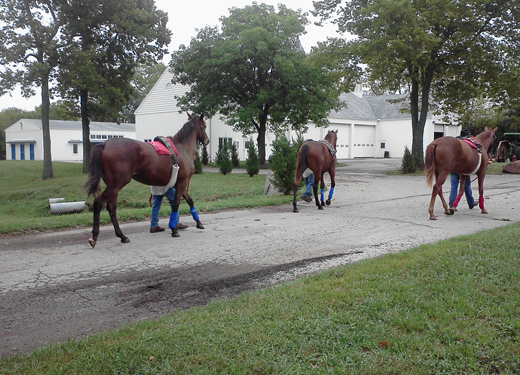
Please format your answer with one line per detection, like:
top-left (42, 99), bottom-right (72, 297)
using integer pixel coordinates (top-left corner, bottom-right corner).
top-left (319, 139), bottom-right (337, 156)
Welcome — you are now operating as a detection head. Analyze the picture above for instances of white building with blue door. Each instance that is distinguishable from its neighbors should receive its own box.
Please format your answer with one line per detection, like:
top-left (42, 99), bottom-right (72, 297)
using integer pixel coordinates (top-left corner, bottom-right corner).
top-left (4, 119), bottom-right (136, 162)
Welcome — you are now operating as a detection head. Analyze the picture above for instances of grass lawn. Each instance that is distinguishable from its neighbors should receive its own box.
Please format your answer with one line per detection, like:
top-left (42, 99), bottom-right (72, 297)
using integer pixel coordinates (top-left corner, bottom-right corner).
top-left (0, 222), bottom-right (519, 373)
top-left (0, 161), bottom-right (290, 235)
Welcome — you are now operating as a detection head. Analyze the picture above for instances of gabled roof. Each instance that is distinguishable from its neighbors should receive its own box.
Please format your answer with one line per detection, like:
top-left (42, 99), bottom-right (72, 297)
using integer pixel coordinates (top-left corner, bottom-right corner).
top-left (6, 119), bottom-right (135, 132)
top-left (330, 93), bottom-right (412, 121)
top-left (135, 69), bottom-right (185, 115)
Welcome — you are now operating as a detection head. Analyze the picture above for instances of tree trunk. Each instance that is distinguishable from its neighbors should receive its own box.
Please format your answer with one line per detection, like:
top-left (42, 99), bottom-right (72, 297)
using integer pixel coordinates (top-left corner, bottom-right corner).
top-left (409, 62), bottom-right (435, 170)
top-left (41, 73), bottom-right (54, 180)
top-left (257, 110), bottom-right (269, 165)
top-left (409, 77), bottom-right (423, 168)
top-left (257, 129), bottom-right (266, 165)
top-left (81, 89), bottom-right (91, 174)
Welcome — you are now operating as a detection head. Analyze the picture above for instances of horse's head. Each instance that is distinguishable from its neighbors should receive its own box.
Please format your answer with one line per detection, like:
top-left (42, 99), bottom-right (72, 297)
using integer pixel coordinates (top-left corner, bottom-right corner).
top-left (325, 130), bottom-right (338, 149)
top-left (188, 113), bottom-right (210, 146)
top-left (477, 127), bottom-right (497, 154)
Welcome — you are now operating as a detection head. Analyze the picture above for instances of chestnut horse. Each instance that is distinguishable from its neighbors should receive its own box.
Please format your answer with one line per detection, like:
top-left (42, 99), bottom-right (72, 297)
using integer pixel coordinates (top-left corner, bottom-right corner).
top-left (85, 114), bottom-right (210, 247)
top-left (292, 130), bottom-right (338, 213)
top-left (425, 127), bottom-right (496, 220)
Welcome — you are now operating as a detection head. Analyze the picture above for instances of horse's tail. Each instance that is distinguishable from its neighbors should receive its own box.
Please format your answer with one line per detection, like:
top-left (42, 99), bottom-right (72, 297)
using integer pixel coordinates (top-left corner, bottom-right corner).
top-left (84, 143), bottom-right (105, 197)
top-left (295, 144), bottom-right (309, 179)
top-left (424, 142), bottom-right (436, 188)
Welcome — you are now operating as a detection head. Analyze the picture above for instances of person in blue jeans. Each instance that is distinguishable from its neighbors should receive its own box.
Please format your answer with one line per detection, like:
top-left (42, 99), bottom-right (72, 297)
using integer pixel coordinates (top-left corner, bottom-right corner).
top-left (150, 187), bottom-right (187, 233)
top-left (449, 129), bottom-right (476, 210)
top-left (449, 173), bottom-right (475, 209)
top-left (300, 168), bottom-right (314, 202)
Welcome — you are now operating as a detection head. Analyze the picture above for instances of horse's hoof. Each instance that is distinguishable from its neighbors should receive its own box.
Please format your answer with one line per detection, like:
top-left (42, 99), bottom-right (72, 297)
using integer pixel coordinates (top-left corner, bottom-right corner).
top-left (325, 199), bottom-right (331, 206)
top-left (171, 230), bottom-right (180, 237)
top-left (121, 237), bottom-right (130, 244)
top-left (318, 206), bottom-right (324, 210)
top-left (88, 238), bottom-right (96, 248)
top-left (481, 209), bottom-right (488, 214)
top-left (196, 223), bottom-right (205, 229)
top-left (293, 209), bottom-right (299, 213)
top-left (321, 201), bottom-right (325, 206)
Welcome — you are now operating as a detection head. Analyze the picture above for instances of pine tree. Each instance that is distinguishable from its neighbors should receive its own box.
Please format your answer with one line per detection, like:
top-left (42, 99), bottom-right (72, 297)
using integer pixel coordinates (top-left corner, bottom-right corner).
top-left (217, 139), bottom-right (233, 175)
top-left (401, 146), bottom-right (417, 174)
top-left (201, 143), bottom-right (209, 165)
top-left (270, 133), bottom-right (298, 194)
top-left (231, 141), bottom-right (240, 167)
top-left (245, 138), bottom-right (260, 177)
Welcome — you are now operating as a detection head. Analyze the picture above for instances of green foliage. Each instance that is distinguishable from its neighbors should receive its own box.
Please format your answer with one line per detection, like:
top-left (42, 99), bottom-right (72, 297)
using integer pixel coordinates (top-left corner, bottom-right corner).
top-left (170, 3), bottom-right (339, 164)
top-left (217, 139), bottom-right (233, 175)
top-left (269, 133), bottom-right (298, 195)
top-left (194, 149), bottom-right (203, 174)
top-left (245, 138), bottom-right (260, 177)
top-left (201, 143), bottom-right (210, 165)
top-left (231, 142), bottom-right (240, 168)
top-left (313, 0), bottom-right (520, 168)
top-left (401, 146), bottom-right (417, 174)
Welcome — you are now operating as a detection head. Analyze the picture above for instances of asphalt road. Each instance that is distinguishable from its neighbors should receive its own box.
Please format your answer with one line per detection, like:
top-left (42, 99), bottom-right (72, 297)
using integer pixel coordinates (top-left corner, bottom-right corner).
top-left (2, 158), bottom-right (520, 356)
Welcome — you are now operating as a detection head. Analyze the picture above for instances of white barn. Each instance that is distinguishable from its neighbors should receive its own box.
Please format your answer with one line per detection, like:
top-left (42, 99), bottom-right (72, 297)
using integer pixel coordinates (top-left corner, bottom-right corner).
top-left (138, 68), bottom-right (463, 161)
top-left (5, 119), bottom-right (136, 162)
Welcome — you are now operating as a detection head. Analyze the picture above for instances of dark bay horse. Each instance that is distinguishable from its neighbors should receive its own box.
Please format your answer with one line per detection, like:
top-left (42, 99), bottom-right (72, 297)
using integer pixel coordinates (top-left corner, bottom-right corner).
top-left (425, 127), bottom-right (496, 220)
top-left (292, 130), bottom-right (338, 213)
top-left (85, 114), bottom-right (210, 247)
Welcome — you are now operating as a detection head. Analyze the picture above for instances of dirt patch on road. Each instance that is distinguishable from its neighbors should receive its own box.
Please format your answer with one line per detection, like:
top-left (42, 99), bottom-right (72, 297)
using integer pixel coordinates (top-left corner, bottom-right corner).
top-left (0, 251), bottom-right (361, 356)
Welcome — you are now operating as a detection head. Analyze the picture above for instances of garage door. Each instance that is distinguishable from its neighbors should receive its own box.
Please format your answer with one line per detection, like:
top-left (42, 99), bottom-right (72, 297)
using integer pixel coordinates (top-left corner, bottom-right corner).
top-left (353, 125), bottom-right (375, 158)
top-left (303, 125), bottom-right (323, 142)
top-left (327, 125), bottom-right (350, 159)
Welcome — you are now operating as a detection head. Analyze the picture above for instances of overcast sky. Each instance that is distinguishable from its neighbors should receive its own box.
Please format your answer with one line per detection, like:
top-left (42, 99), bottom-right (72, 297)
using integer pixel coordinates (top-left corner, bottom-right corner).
top-left (0, 0), bottom-right (340, 111)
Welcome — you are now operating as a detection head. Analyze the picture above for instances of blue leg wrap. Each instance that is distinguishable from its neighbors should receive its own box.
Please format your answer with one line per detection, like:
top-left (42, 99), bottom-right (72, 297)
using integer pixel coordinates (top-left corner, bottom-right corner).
top-left (169, 211), bottom-right (179, 229)
top-left (328, 187), bottom-right (334, 200)
top-left (190, 206), bottom-right (200, 222)
top-left (320, 188), bottom-right (324, 202)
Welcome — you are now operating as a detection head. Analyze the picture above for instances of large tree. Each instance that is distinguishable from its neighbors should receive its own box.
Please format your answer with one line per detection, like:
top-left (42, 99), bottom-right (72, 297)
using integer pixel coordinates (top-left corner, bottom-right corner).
top-left (57, 0), bottom-right (170, 173)
top-left (0, 0), bottom-right (65, 179)
top-left (170, 3), bottom-right (339, 164)
top-left (313, 0), bottom-right (520, 168)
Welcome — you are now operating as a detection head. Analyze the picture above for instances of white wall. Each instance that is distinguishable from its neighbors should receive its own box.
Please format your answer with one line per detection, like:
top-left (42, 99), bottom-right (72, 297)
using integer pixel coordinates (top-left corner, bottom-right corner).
top-left (6, 121), bottom-right (136, 162)
top-left (5, 122), bottom-right (41, 160)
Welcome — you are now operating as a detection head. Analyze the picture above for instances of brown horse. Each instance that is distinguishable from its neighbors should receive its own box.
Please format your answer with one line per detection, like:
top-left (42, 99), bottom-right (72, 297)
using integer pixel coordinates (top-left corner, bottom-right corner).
top-left (425, 127), bottom-right (497, 220)
top-left (85, 114), bottom-right (210, 247)
top-left (293, 130), bottom-right (338, 213)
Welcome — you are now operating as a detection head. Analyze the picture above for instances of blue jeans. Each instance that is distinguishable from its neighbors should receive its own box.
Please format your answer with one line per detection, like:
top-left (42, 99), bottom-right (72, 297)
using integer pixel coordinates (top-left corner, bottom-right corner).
top-left (151, 188), bottom-right (175, 228)
top-left (302, 173), bottom-right (314, 197)
top-left (449, 173), bottom-right (474, 207)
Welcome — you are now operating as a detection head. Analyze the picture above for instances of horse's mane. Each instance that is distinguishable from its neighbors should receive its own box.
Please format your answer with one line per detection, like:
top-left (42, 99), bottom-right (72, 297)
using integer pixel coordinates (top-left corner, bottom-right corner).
top-left (171, 117), bottom-right (199, 144)
top-left (324, 130), bottom-right (337, 147)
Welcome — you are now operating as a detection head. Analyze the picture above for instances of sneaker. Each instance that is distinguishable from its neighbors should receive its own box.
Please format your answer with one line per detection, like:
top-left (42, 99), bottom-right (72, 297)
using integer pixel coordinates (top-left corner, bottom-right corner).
top-left (468, 203), bottom-right (478, 209)
top-left (176, 222), bottom-right (188, 230)
top-left (150, 226), bottom-right (165, 233)
top-left (300, 195), bottom-right (312, 202)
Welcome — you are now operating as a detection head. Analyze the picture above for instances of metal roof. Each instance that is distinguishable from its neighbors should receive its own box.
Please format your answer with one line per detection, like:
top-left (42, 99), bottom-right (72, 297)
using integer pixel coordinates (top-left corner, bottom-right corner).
top-left (329, 93), bottom-right (414, 121)
top-left (9, 119), bottom-right (135, 131)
